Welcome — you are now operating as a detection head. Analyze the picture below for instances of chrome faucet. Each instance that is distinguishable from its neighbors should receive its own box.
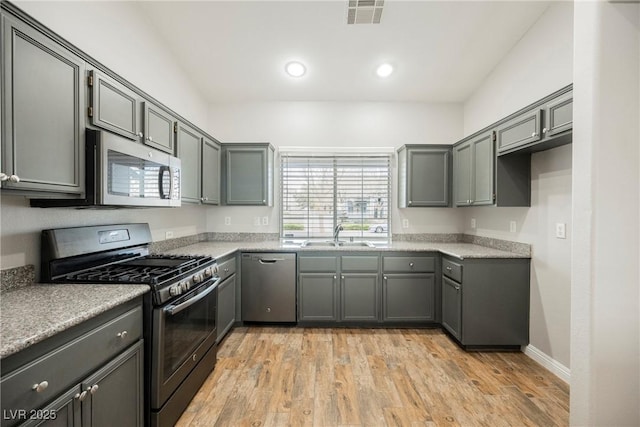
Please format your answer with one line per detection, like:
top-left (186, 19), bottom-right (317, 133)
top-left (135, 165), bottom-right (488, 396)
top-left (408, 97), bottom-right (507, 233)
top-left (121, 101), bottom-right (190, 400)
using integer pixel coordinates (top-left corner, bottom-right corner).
top-left (333, 223), bottom-right (344, 243)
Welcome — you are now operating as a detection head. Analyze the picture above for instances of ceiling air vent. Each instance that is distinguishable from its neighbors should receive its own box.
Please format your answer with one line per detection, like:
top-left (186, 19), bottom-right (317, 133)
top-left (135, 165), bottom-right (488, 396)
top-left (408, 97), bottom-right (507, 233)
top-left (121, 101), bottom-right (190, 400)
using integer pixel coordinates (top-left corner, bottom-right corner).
top-left (347, 0), bottom-right (384, 25)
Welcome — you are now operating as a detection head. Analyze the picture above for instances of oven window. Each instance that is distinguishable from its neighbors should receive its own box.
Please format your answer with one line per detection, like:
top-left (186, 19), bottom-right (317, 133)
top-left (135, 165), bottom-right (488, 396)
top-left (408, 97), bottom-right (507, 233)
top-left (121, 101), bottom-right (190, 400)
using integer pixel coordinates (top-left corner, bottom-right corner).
top-left (162, 288), bottom-right (216, 381)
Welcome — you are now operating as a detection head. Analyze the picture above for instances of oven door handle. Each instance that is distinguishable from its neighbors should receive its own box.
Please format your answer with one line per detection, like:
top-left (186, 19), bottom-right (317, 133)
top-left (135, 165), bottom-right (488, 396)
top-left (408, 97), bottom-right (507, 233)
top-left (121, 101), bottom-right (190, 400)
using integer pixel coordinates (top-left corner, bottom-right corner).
top-left (164, 279), bottom-right (219, 316)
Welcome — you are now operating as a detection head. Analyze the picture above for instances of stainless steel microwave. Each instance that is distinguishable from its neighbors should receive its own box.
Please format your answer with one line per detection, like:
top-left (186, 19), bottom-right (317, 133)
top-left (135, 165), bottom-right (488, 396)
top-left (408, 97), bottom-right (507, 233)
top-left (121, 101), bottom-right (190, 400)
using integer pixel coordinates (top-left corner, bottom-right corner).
top-left (31, 129), bottom-right (181, 208)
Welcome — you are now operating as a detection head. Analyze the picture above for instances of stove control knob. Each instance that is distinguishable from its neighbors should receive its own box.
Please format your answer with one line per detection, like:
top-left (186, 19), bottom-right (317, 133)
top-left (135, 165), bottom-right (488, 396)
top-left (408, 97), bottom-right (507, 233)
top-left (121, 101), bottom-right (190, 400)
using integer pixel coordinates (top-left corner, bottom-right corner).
top-left (192, 273), bottom-right (203, 284)
top-left (204, 267), bottom-right (213, 278)
top-left (169, 285), bottom-right (180, 296)
top-left (180, 281), bottom-right (188, 292)
top-left (213, 265), bottom-right (219, 275)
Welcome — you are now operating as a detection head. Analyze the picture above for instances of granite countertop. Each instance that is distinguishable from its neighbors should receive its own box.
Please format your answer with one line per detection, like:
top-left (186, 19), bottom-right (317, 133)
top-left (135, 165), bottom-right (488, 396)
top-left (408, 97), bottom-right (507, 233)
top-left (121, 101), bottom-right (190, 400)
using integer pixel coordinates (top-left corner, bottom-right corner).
top-left (161, 240), bottom-right (530, 260)
top-left (1, 284), bottom-right (149, 359)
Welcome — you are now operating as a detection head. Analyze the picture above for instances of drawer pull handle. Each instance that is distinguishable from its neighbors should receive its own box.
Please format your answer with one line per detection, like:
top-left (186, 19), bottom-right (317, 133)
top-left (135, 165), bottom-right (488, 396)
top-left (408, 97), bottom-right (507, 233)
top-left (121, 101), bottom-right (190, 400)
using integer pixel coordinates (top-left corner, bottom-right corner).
top-left (75, 391), bottom-right (88, 401)
top-left (383, 276), bottom-right (388, 281)
top-left (333, 275), bottom-right (337, 280)
top-left (32, 381), bottom-right (48, 393)
top-left (117, 330), bottom-right (128, 339)
top-left (409, 262), bottom-right (414, 268)
top-left (89, 384), bottom-right (99, 395)
top-left (446, 266), bottom-right (452, 271)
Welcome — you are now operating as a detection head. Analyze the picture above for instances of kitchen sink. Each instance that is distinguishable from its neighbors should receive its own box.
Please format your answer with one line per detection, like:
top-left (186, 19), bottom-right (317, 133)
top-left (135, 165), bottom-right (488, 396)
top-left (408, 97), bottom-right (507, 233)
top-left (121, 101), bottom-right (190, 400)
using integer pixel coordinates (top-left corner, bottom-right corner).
top-left (300, 240), bottom-right (375, 248)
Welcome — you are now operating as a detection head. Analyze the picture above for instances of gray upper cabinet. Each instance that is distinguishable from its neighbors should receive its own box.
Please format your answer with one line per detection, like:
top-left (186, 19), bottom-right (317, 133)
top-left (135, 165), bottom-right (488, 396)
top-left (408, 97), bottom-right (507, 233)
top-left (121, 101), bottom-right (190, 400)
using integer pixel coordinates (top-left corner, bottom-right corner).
top-left (142, 101), bottom-right (175, 154)
top-left (545, 92), bottom-right (573, 137)
top-left (497, 88), bottom-right (573, 156)
top-left (454, 131), bottom-right (494, 207)
top-left (397, 145), bottom-right (451, 208)
top-left (89, 70), bottom-right (140, 140)
top-left (495, 109), bottom-right (542, 153)
top-left (176, 122), bottom-right (202, 203)
top-left (223, 143), bottom-right (274, 206)
top-left (1, 14), bottom-right (85, 194)
top-left (201, 137), bottom-right (220, 205)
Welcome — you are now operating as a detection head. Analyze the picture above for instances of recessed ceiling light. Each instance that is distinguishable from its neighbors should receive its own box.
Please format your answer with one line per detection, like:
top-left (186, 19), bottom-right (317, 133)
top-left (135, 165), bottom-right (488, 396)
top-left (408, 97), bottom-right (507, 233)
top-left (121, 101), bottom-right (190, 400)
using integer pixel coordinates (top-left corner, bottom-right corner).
top-left (376, 63), bottom-right (393, 78)
top-left (285, 61), bottom-right (306, 78)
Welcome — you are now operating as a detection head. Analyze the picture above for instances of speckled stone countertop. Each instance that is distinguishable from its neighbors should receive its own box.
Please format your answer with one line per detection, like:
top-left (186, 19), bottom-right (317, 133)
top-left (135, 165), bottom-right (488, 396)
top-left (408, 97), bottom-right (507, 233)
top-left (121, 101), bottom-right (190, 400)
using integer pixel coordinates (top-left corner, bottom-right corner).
top-left (161, 240), bottom-right (530, 260)
top-left (1, 284), bottom-right (149, 359)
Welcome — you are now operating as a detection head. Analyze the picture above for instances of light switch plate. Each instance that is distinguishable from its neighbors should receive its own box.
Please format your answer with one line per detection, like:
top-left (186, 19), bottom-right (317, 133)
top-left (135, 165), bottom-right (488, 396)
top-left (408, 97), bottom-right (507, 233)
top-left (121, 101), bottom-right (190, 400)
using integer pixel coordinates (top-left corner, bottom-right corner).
top-left (509, 221), bottom-right (517, 233)
top-left (471, 218), bottom-right (476, 229)
top-left (402, 219), bottom-right (409, 229)
top-left (262, 216), bottom-right (269, 226)
top-left (556, 223), bottom-right (566, 239)
top-left (165, 231), bottom-right (174, 239)
top-left (224, 217), bottom-right (231, 226)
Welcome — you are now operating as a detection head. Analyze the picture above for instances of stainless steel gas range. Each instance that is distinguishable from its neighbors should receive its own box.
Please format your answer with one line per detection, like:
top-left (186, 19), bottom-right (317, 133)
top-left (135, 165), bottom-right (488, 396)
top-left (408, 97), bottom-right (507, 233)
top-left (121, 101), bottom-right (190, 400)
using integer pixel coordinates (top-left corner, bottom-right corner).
top-left (40, 223), bottom-right (219, 427)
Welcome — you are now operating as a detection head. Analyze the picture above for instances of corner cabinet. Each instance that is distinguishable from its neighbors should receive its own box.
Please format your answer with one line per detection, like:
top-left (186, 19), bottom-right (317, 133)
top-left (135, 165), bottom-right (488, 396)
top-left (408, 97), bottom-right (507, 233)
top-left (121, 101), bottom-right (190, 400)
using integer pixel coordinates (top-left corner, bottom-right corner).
top-left (441, 256), bottom-right (530, 348)
top-left (397, 145), bottom-right (451, 207)
top-left (222, 143), bottom-right (274, 206)
top-left (0, 298), bottom-right (144, 427)
top-left (1, 14), bottom-right (85, 195)
top-left (453, 131), bottom-right (494, 207)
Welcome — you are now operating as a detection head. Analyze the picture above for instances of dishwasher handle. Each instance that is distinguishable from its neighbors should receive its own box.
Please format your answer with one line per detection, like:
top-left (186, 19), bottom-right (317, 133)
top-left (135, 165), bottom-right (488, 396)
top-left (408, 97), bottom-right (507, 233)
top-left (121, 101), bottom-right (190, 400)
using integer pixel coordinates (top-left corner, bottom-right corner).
top-left (258, 258), bottom-right (285, 264)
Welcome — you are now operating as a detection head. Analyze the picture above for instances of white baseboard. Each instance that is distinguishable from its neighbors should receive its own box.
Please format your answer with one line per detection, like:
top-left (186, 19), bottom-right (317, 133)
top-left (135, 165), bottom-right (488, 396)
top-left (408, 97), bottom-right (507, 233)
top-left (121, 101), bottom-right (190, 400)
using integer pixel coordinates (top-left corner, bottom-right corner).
top-left (523, 345), bottom-right (571, 384)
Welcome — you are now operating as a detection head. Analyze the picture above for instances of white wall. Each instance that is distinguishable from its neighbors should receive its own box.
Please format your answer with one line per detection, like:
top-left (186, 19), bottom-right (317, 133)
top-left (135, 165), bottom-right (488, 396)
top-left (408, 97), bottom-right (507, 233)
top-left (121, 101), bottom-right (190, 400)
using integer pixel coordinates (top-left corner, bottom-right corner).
top-left (0, 1), bottom-right (211, 274)
top-left (571, 2), bottom-right (640, 425)
top-left (461, 2), bottom-right (574, 373)
top-left (206, 101), bottom-right (465, 234)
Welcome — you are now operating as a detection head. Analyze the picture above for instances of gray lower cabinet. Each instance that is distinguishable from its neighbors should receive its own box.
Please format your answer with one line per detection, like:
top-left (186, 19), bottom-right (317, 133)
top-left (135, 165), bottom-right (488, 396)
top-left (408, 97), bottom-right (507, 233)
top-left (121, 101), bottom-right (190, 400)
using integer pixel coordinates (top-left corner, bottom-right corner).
top-left (299, 273), bottom-right (339, 322)
top-left (441, 256), bottom-right (530, 347)
top-left (1, 14), bottom-right (85, 194)
top-left (381, 254), bottom-right (437, 323)
top-left (201, 138), bottom-right (220, 205)
top-left (397, 145), bottom-right (451, 207)
top-left (216, 255), bottom-right (237, 342)
top-left (383, 274), bottom-right (435, 322)
top-left (441, 276), bottom-right (462, 340)
top-left (0, 298), bottom-right (144, 427)
top-left (142, 101), bottom-right (175, 154)
top-left (222, 143), bottom-right (274, 206)
top-left (88, 69), bottom-right (140, 141)
top-left (341, 274), bottom-right (379, 321)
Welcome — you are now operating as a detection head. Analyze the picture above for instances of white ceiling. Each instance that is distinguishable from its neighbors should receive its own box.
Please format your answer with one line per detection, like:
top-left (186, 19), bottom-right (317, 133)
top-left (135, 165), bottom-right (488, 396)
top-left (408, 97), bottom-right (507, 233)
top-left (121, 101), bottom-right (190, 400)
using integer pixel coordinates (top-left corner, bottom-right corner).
top-left (135, 1), bottom-right (551, 104)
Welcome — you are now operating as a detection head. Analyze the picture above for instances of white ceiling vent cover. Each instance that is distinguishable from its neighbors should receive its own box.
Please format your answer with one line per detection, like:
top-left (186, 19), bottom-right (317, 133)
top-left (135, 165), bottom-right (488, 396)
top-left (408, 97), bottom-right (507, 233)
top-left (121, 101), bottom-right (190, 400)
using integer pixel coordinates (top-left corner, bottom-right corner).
top-left (347, 0), bottom-right (384, 25)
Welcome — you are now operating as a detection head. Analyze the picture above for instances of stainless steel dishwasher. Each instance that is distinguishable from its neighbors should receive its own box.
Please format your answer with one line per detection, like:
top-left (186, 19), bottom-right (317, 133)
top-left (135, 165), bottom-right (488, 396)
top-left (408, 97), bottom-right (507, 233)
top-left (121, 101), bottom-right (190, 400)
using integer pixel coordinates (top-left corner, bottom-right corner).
top-left (241, 253), bottom-right (297, 322)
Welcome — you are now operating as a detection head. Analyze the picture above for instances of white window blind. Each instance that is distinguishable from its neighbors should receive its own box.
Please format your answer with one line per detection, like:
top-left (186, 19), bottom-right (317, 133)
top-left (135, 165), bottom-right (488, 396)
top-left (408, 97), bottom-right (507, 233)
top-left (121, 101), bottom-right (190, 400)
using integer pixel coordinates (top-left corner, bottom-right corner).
top-left (280, 153), bottom-right (391, 240)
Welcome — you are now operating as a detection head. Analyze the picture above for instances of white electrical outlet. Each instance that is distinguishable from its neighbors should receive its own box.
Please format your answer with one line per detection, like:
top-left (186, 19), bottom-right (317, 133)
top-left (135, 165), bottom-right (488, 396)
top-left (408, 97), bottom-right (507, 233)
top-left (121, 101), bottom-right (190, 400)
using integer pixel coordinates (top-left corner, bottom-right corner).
top-left (556, 223), bottom-right (566, 239)
top-left (509, 221), bottom-right (517, 233)
top-left (262, 216), bottom-right (269, 226)
top-left (402, 219), bottom-right (409, 229)
top-left (224, 217), bottom-right (231, 226)
top-left (471, 218), bottom-right (476, 229)
top-left (165, 231), bottom-right (174, 239)
top-left (254, 216), bottom-right (261, 226)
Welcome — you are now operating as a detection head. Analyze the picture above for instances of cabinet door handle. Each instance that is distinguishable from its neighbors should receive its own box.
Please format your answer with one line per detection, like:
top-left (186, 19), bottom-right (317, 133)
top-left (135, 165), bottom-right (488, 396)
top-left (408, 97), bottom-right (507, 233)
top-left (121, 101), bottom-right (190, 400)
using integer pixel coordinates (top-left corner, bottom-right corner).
top-left (542, 127), bottom-right (547, 134)
top-left (89, 384), bottom-right (99, 395)
top-left (333, 275), bottom-right (337, 280)
top-left (0, 173), bottom-right (7, 182)
top-left (446, 266), bottom-right (452, 271)
top-left (137, 131), bottom-right (143, 138)
top-left (531, 132), bottom-right (538, 137)
top-left (32, 381), bottom-right (49, 393)
top-left (75, 391), bottom-right (88, 401)
top-left (409, 262), bottom-right (414, 269)
top-left (8, 175), bottom-right (20, 183)
top-left (455, 285), bottom-right (461, 291)
top-left (117, 330), bottom-right (128, 339)
top-left (383, 276), bottom-right (388, 281)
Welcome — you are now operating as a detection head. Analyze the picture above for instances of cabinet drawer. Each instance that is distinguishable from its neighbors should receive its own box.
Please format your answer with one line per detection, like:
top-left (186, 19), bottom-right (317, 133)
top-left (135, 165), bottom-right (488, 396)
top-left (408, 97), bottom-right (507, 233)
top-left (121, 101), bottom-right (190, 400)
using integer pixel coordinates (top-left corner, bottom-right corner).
top-left (341, 256), bottom-right (379, 272)
top-left (299, 256), bottom-right (339, 272)
top-left (382, 256), bottom-right (435, 273)
top-left (442, 258), bottom-right (463, 282)
top-left (1, 306), bottom-right (142, 417)
top-left (218, 257), bottom-right (236, 281)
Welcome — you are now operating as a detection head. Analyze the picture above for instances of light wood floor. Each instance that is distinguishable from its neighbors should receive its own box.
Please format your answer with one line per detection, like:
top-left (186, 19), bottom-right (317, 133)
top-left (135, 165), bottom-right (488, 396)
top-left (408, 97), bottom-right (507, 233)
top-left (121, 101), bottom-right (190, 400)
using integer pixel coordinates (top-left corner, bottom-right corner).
top-left (176, 327), bottom-right (569, 427)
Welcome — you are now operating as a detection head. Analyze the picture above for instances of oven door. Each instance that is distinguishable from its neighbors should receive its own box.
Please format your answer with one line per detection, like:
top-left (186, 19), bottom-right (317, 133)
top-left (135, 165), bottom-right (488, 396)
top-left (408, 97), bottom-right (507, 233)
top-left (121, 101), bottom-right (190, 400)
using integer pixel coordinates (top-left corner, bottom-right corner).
top-left (151, 277), bottom-right (219, 408)
top-left (96, 130), bottom-right (181, 207)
